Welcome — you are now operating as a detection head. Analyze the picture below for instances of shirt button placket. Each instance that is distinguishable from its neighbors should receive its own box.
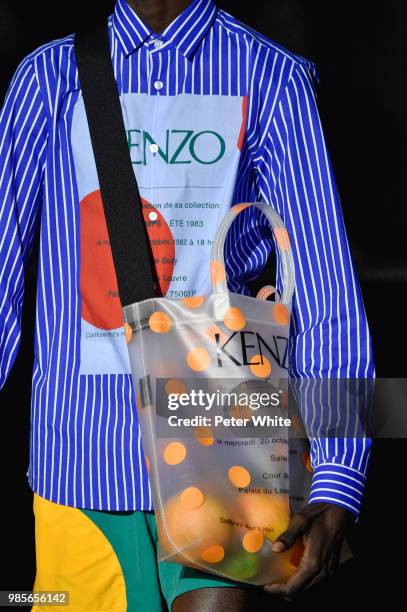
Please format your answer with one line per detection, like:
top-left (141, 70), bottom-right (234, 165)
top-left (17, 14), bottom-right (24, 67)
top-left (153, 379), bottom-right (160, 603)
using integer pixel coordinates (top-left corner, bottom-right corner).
top-left (149, 49), bottom-right (161, 236)
top-left (150, 42), bottom-right (164, 95)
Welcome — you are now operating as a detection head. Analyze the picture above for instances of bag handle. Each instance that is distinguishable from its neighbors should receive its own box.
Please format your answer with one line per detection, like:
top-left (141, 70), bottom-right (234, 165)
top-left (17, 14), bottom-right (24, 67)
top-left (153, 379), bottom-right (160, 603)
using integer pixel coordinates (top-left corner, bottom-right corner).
top-left (210, 202), bottom-right (295, 305)
top-left (74, 23), bottom-right (156, 307)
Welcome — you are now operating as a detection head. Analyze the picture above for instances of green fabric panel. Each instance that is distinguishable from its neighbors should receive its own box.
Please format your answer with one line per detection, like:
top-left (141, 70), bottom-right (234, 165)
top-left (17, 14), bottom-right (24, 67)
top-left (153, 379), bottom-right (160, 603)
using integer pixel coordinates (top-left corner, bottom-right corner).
top-left (80, 509), bottom-right (163, 612)
top-left (80, 509), bottom-right (239, 611)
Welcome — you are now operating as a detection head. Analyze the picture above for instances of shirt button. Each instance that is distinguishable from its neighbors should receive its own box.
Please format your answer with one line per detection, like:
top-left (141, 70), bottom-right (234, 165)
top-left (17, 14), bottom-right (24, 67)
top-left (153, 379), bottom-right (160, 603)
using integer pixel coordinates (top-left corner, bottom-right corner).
top-left (149, 143), bottom-right (159, 154)
top-left (154, 39), bottom-right (164, 49)
top-left (154, 80), bottom-right (163, 90)
top-left (149, 211), bottom-right (158, 221)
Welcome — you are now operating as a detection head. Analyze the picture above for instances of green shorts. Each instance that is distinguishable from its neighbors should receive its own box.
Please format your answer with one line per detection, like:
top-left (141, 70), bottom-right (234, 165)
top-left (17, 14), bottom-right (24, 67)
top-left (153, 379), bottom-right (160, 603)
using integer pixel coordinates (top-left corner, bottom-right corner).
top-left (33, 494), bottom-right (239, 612)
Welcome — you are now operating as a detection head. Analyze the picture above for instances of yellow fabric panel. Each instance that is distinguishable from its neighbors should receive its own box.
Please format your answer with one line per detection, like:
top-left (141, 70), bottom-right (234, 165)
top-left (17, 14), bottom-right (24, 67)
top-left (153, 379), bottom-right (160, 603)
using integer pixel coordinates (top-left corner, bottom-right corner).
top-left (32, 494), bottom-right (127, 612)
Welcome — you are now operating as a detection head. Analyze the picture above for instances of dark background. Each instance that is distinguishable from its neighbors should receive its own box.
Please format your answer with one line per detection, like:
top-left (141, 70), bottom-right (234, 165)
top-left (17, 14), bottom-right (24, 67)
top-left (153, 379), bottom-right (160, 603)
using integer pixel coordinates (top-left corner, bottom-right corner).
top-left (0, 0), bottom-right (406, 608)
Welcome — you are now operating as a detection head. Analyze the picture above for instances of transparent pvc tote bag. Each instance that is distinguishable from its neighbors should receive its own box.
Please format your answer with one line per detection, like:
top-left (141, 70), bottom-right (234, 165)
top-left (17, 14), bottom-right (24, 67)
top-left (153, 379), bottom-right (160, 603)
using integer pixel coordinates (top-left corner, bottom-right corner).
top-left (75, 26), bottom-right (312, 586)
top-left (123, 202), bottom-right (315, 585)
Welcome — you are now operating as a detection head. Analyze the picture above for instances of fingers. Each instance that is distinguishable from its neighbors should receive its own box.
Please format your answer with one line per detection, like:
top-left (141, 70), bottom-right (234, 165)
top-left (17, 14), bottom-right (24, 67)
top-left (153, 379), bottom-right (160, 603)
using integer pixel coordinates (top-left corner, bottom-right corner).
top-left (266, 516), bottom-right (330, 598)
top-left (326, 539), bottom-right (341, 577)
top-left (303, 544), bottom-right (341, 591)
top-left (264, 552), bottom-right (320, 598)
top-left (265, 503), bottom-right (347, 598)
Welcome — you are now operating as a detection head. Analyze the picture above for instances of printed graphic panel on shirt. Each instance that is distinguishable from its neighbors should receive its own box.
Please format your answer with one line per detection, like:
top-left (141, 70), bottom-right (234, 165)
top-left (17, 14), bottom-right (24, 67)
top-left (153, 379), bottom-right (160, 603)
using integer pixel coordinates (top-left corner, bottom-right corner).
top-left (71, 93), bottom-right (246, 375)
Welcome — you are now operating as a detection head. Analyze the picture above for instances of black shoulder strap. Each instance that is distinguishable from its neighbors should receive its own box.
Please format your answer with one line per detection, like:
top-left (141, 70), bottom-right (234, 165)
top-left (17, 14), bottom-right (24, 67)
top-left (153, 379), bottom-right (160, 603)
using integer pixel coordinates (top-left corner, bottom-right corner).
top-left (74, 23), bottom-right (156, 307)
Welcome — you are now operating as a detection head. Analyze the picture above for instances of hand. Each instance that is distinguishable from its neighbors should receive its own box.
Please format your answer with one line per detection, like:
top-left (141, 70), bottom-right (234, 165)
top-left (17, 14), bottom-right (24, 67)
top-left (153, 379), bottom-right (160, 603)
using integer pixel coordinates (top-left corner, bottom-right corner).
top-left (264, 502), bottom-right (353, 599)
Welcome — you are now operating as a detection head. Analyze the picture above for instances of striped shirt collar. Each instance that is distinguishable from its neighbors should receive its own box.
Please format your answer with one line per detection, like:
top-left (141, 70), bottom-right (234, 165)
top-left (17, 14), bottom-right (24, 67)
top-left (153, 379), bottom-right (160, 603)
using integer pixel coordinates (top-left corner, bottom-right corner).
top-left (112, 0), bottom-right (218, 58)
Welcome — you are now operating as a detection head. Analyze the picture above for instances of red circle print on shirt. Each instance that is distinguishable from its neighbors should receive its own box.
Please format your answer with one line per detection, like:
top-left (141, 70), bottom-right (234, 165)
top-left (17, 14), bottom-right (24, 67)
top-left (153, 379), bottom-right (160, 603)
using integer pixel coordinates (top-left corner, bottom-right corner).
top-left (80, 190), bottom-right (175, 329)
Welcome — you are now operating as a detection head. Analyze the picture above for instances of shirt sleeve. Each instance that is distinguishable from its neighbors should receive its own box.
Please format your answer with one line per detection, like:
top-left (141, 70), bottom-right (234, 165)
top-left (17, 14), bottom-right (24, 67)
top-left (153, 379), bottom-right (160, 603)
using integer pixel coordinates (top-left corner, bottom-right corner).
top-left (0, 57), bottom-right (48, 390)
top-left (255, 61), bottom-right (375, 518)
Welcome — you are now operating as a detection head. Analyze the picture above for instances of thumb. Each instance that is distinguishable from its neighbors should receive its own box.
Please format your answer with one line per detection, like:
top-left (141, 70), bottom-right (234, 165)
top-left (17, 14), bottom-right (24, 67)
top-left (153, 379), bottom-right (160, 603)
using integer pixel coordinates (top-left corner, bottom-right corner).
top-left (271, 503), bottom-right (328, 552)
top-left (271, 513), bottom-right (310, 552)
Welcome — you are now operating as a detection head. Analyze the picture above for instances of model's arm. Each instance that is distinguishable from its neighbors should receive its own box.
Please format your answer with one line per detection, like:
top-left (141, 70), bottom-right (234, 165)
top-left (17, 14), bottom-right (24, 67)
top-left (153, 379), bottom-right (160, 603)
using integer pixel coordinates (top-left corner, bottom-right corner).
top-left (254, 60), bottom-right (374, 594)
top-left (0, 56), bottom-right (48, 390)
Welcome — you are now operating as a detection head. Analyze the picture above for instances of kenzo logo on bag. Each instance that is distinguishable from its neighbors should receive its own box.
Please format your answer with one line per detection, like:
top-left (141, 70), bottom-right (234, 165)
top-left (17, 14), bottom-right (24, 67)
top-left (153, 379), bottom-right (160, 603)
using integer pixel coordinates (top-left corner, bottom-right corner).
top-left (214, 330), bottom-right (289, 371)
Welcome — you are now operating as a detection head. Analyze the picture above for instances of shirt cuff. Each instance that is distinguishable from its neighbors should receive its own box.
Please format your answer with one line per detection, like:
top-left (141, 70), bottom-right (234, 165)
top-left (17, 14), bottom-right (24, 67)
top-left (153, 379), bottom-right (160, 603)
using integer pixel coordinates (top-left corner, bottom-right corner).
top-left (308, 462), bottom-right (367, 518)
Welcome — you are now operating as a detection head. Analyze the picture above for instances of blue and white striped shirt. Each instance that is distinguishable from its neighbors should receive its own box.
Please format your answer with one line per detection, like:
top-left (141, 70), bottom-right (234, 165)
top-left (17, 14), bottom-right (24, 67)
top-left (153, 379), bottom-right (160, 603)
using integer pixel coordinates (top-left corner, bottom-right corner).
top-left (0, 0), bottom-right (374, 514)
